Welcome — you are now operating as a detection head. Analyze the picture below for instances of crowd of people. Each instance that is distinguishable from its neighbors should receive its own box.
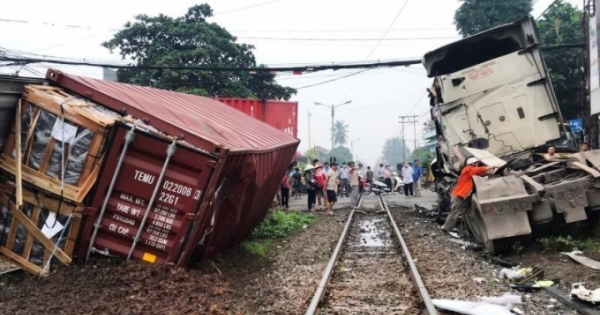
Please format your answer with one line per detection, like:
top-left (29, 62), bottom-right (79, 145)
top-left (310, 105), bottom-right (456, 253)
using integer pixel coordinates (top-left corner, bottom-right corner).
top-left (280, 158), bottom-right (426, 213)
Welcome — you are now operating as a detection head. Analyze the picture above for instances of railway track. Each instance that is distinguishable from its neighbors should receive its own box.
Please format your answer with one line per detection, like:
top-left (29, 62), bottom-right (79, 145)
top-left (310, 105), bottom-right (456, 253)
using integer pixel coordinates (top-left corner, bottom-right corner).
top-left (305, 193), bottom-right (437, 315)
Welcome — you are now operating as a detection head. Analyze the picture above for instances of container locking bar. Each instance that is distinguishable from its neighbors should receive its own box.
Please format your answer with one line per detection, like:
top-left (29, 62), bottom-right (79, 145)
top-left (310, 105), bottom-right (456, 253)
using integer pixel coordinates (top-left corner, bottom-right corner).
top-left (126, 138), bottom-right (177, 261)
top-left (86, 125), bottom-right (136, 263)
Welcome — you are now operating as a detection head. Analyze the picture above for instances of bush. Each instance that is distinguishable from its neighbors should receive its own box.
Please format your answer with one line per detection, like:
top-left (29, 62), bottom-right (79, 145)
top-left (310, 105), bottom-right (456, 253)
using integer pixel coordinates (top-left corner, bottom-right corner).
top-left (242, 240), bottom-right (274, 258)
top-left (251, 211), bottom-right (316, 239)
top-left (539, 235), bottom-right (599, 253)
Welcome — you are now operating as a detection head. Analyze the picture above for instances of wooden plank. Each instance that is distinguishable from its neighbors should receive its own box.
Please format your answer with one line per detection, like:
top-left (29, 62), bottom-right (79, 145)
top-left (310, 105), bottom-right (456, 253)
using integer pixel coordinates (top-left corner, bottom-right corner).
top-left (38, 137), bottom-right (56, 174)
top-left (5, 217), bottom-right (18, 251)
top-left (77, 132), bottom-right (103, 186)
top-left (15, 99), bottom-right (23, 208)
top-left (63, 215), bottom-right (81, 256)
top-left (22, 206), bottom-right (40, 260)
top-left (1, 194), bottom-right (71, 265)
top-left (23, 87), bottom-right (106, 133)
top-left (544, 287), bottom-right (600, 315)
top-left (0, 183), bottom-right (81, 218)
top-left (0, 247), bottom-right (45, 276)
top-left (23, 105), bottom-right (42, 164)
top-left (0, 159), bottom-right (81, 202)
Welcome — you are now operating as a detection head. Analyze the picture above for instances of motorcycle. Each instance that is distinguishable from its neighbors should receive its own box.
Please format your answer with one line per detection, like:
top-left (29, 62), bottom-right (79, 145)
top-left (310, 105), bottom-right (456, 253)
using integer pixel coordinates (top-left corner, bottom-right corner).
top-left (365, 176), bottom-right (404, 195)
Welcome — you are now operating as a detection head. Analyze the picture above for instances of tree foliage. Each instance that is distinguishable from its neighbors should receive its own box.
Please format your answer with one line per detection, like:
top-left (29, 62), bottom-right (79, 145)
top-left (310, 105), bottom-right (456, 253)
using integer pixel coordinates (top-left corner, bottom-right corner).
top-left (381, 137), bottom-right (411, 169)
top-left (536, 1), bottom-right (584, 119)
top-left (329, 146), bottom-right (353, 163)
top-left (303, 148), bottom-right (329, 163)
top-left (102, 4), bottom-right (296, 100)
top-left (332, 120), bottom-right (349, 146)
top-left (454, 0), bottom-right (533, 37)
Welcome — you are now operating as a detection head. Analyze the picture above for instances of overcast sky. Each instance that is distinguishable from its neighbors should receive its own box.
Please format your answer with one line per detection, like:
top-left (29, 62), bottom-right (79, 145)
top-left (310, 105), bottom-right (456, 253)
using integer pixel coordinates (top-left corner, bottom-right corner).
top-left (0, 0), bottom-right (580, 166)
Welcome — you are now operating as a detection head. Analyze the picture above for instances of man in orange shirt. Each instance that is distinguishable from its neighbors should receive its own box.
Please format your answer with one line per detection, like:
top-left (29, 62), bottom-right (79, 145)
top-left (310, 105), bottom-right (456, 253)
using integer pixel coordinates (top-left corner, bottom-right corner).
top-left (441, 157), bottom-right (498, 232)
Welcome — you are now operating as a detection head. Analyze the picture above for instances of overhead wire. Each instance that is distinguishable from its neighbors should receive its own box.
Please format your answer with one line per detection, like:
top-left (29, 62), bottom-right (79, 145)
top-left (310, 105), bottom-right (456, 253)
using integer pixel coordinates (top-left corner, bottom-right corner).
top-left (338, 0), bottom-right (411, 103)
top-left (238, 36), bottom-right (459, 41)
top-left (294, 69), bottom-right (372, 89)
top-left (213, 0), bottom-right (288, 15)
top-left (0, 54), bottom-right (422, 72)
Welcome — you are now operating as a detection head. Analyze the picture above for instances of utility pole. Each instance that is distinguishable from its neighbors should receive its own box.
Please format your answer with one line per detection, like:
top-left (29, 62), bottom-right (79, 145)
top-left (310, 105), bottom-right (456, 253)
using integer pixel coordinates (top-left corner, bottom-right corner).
top-left (314, 100), bottom-right (352, 150)
top-left (399, 115), bottom-right (418, 162)
top-left (308, 110), bottom-right (314, 160)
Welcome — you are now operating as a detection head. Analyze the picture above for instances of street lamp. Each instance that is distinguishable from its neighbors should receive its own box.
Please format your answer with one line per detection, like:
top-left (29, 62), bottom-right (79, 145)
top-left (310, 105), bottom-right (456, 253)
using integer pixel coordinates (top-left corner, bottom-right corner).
top-left (314, 100), bottom-right (352, 150)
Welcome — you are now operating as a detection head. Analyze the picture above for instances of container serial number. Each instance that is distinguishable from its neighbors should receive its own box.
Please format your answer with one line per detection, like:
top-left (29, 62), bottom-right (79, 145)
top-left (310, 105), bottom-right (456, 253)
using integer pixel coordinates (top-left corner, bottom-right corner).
top-left (163, 180), bottom-right (192, 197)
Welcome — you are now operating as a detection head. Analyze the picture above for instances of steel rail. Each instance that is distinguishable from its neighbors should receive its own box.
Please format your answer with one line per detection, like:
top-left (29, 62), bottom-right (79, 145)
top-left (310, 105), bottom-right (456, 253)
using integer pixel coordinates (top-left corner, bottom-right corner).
top-left (379, 195), bottom-right (438, 315)
top-left (304, 195), bottom-right (362, 315)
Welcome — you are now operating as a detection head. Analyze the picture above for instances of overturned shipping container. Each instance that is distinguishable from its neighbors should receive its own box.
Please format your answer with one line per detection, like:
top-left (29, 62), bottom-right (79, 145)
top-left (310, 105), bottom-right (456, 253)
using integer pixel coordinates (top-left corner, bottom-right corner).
top-left (216, 98), bottom-right (298, 138)
top-left (45, 69), bottom-right (300, 266)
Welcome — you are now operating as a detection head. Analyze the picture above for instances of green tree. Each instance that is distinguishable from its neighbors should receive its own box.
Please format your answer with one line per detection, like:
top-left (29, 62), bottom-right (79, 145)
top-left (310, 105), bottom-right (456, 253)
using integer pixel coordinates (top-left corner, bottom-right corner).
top-left (412, 147), bottom-right (434, 168)
top-left (303, 148), bottom-right (329, 163)
top-left (329, 146), bottom-right (353, 163)
top-left (332, 120), bottom-right (349, 146)
top-left (454, 0), bottom-right (533, 37)
top-left (536, 1), bottom-right (584, 119)
top-left (102, 4), bottom-right (296, 100)
top-left (381, 137), bottom-right (411, 170)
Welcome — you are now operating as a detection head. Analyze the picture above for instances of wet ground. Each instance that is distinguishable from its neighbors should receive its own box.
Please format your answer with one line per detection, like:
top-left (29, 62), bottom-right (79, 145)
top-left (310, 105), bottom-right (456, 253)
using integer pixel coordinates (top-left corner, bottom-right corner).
top-left (321, 195), bottom-right (419, 314)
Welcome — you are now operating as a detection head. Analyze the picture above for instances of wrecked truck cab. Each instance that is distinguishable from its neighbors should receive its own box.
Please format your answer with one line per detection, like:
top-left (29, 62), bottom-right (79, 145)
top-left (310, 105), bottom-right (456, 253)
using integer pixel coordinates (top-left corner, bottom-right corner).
top-left (423, 16), bottom-right (600, 254)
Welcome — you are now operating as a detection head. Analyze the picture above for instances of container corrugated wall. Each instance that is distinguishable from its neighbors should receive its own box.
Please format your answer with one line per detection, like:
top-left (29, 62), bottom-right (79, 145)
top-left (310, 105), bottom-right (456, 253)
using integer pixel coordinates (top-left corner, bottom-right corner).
top-left (46, 69), bottom-right (300, 265)
top-left (217, 98), bottom-right (298, 138)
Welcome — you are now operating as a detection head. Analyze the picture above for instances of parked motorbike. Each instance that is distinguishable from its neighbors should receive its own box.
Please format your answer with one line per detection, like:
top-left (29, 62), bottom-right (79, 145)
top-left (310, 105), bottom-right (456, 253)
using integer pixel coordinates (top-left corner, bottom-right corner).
top-left (366, 176), bottom-right (404, 195)
top-left (360, 178), bottom-right (371, 195)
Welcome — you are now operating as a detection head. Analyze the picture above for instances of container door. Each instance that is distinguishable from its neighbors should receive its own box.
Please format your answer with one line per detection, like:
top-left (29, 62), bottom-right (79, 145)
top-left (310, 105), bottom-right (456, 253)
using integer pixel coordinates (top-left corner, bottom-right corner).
top-left (80, 123), bottom-right (219, 265)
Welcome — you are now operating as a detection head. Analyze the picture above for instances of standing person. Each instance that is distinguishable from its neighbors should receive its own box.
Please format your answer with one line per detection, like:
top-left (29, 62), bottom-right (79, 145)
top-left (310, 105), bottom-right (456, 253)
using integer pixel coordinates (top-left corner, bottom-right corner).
top-left (323, 162), bottom-right (331, 174)
top-left (357, 163), bottom-right (365, 178)
top-left (304, 164), bottom-right (316, 211)
top-left (383, 165), bottom-right (392, 191)
top-left (581, 142), bottom-right (590, 152)
top-left (314, 164), bottom-right (327, 209)
top-left (441, 157), bottom-right (498, 232)
top-left (402, 162), bottom-right (414, 197)
top-left (348, 161), bottom-right (360, 210)
top-left (413, 160), bottom-right (422, 197)
top-left (339, 162), bottom-right (350, 197)
top-left (325, 162), bottom-right (339, 215)
top-left (377, 163), bottom-right (385, 183)
top-left (366, 166), bottom-right (374, 184)
top-left (292, 167), bottom-right (302, 199)
top-left (280, 171), bottom-right (290, 209)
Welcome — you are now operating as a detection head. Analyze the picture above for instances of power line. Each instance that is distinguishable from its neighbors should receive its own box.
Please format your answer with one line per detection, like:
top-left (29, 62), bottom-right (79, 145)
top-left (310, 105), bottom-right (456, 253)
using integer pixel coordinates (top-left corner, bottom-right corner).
top-left (0, 54), bottom-right (422, 72)
top-left (364, 0), bottom-right (412, 60)
top-left (294, 69), bottom-right (372, 89)
top-left (214, 0), bottom-right (288, 15)
top-left (238, 36), bottom-right (459, 41)
top-left (339, 0), bottom-right (411, 103)
top-left (229, 27), bottom-right (455, 33)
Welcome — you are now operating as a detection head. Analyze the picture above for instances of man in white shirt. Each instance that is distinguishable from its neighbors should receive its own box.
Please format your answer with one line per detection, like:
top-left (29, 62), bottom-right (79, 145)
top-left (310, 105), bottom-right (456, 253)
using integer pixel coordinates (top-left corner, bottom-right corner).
top-left (348, 161), bottom-right (360, 210)
top-left (338, 163), bottom-right (350, 197)
top-left (401, 162), bottom-right (414, 197)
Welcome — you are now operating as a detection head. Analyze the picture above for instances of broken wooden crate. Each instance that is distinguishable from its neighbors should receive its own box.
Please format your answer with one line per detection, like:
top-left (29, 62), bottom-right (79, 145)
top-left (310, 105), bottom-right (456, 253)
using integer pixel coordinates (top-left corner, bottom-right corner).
top-left (0, 85), bottom-right (120, 203)
top-left (0, 182), bottom-right (83, 276)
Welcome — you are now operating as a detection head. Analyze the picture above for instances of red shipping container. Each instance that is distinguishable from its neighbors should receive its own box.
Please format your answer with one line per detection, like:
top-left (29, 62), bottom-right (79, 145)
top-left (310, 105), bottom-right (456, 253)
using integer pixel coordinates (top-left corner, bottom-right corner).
top-left (46, 69), bottom-right (300, 266)
top-left (217, 98), bottom-right (298, 138)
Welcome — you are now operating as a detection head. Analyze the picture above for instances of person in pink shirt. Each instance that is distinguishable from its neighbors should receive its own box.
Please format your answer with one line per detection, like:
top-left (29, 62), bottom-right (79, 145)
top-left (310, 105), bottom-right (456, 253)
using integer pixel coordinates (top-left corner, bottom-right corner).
top-left (314, 163), bottom-right (327, 209)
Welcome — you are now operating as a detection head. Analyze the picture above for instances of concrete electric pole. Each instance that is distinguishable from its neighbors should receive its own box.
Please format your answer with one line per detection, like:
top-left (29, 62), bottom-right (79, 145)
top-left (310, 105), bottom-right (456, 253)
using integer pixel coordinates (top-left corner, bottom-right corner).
top-left (308, 110), bottom-right (314, 160)
top-left (314, 100), bottom-right (352, 150)
top-left (399, 115), bottom-right (419, 162)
